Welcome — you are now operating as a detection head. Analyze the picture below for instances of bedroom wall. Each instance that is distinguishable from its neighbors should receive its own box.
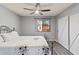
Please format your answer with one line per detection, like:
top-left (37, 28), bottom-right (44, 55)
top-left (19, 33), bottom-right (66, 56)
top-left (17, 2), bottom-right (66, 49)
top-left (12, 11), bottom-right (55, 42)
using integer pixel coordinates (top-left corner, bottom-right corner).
top-left (20, 16), bottom-right (57, 41)
top-left (56, 3), bottom-right (79, 54)
top-left (0, 5), bottom-right (20, 34)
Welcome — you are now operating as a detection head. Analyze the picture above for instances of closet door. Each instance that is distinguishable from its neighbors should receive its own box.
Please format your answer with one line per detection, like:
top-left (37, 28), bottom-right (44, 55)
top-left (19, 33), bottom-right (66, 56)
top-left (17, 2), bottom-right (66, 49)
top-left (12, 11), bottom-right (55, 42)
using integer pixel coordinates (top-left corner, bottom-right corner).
top-left (57, 16), bottom-right (68, 49)
top-left (70, 13), bottom-right (79, 55)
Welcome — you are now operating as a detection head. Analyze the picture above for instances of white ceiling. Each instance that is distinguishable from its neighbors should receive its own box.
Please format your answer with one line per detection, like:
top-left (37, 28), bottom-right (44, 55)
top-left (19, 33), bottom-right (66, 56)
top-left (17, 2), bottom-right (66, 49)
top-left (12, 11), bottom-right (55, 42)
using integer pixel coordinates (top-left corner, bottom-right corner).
top-left (1, 3), bottom-right (72, 16)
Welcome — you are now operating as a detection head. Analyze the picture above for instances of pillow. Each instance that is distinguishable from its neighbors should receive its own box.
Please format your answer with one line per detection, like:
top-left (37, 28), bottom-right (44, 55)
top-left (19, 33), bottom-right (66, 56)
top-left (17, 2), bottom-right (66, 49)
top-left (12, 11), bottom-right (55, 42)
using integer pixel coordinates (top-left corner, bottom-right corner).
top-left (0, 31), bottom-right (19, 41)
top-left (10, 31), bottom-right (19, 37)
top-left (0, 35), bottom-right (4, 42)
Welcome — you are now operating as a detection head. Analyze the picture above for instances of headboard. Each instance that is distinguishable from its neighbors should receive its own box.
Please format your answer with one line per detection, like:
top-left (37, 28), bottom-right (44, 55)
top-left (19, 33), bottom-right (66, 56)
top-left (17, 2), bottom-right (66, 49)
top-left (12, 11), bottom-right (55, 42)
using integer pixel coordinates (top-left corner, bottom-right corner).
top-left (0, 26), bottom-right (15, 34)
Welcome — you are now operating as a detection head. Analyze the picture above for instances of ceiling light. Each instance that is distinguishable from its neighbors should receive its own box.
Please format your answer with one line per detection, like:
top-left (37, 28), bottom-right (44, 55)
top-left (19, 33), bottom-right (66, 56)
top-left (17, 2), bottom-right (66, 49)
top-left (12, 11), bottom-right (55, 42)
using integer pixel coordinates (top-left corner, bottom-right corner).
top-left (35, 10), bottom-right (39, 14)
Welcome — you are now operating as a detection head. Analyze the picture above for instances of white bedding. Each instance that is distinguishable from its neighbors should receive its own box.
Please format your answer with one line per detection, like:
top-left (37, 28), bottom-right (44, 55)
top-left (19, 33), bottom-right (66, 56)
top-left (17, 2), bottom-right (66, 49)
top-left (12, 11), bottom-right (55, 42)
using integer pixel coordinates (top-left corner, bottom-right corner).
top-left (0, 36), bottom-right (49, 47)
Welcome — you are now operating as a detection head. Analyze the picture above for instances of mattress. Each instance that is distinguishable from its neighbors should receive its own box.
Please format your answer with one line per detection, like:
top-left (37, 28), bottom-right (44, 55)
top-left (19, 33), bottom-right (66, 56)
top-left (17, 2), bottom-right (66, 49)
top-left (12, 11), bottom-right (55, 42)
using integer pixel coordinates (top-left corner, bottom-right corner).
top-left (0, 36), bottom-right (51, 55)
top-left (0, 36), bottom-right (49, 47)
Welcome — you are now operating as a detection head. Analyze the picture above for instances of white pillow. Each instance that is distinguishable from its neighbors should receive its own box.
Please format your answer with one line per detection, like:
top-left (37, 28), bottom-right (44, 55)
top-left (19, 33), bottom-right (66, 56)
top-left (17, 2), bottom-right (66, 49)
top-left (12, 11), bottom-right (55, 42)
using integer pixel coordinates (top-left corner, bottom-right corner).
top-left (1, 31), bottom-right (19, 41)
top-left (11, 31), bottom-right (19, 37)
top-left (0, 35), bottom-right (4, 42)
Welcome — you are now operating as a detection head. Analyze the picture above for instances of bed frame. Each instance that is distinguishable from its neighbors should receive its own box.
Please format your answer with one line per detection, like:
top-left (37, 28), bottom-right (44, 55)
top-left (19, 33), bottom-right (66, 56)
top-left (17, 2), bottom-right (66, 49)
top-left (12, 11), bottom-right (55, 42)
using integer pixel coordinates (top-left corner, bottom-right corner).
top-left (0, 25), bottom-right (15, 34)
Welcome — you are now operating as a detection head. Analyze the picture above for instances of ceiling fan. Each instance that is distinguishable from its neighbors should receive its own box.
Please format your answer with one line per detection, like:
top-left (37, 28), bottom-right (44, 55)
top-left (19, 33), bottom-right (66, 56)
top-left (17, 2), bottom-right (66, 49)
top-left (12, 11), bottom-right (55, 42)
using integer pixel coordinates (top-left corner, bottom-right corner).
top-left (23, 3), bottom-right (51, 15)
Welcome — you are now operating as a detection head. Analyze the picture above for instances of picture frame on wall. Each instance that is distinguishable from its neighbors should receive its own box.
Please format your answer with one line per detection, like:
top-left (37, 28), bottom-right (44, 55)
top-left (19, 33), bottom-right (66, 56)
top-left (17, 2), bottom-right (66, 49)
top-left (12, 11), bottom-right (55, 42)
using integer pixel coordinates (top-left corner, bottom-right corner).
top-left (36, 18), bottom-right (50, 32)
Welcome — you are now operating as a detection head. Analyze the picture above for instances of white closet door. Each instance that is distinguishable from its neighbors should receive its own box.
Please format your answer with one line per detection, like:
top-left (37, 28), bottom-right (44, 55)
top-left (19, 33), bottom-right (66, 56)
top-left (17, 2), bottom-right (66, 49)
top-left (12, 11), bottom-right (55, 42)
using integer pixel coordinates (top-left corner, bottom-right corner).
top-left (70, 13), bottom-right (79, 55)
top-left (57, 16), bottom-right (68, 49)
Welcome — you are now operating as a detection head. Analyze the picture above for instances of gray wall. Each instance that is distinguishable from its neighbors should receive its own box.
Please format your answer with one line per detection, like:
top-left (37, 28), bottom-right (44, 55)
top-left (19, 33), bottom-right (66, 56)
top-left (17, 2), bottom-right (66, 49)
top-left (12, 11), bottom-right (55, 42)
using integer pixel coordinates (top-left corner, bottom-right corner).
top-left (0, 5), bottom-right (20, 33)
top-left (20, 16), bottom-right (57, 41)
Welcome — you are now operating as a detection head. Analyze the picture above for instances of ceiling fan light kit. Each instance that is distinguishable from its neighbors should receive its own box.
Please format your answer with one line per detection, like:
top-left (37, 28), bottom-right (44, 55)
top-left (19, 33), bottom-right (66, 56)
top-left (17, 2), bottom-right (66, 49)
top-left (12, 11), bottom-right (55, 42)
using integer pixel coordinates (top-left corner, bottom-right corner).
top-left (35, 10), bottom-right (39, 14)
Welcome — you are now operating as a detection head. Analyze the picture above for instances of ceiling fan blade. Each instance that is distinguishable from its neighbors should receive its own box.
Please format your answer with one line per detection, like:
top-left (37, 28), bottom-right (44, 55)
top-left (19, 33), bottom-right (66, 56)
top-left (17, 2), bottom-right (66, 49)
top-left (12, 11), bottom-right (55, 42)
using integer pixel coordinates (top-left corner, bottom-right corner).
top-left (40, 9), bottom-right (50, 12)
top-left (23, 8), bottom-right (34, 11)
top-left (30, 12), bottom-right (35, 14)
top-left (39, 12), bottom-right (43, 15)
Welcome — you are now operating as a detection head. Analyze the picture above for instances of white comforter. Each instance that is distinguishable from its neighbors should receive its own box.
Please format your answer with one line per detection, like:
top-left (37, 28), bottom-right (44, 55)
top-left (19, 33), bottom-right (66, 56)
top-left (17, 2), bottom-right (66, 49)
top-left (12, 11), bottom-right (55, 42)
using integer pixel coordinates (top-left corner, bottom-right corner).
top-left (0, 36), bottom-right (49, 47)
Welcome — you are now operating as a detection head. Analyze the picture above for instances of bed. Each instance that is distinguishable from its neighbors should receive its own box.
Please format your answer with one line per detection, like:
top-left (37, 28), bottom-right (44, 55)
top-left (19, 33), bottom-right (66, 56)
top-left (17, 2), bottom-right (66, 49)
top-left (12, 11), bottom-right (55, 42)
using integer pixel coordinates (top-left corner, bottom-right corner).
top-left (0, 26), bottom-right (51, 55)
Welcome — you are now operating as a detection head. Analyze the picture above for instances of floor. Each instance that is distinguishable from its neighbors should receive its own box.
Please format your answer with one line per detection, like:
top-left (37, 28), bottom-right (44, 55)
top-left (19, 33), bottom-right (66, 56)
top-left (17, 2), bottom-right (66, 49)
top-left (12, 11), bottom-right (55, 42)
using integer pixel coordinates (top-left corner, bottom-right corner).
top-left (48, 41), bottom-right (73, 55)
